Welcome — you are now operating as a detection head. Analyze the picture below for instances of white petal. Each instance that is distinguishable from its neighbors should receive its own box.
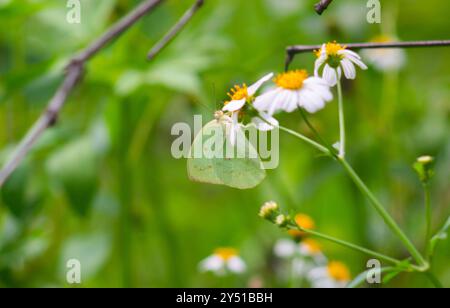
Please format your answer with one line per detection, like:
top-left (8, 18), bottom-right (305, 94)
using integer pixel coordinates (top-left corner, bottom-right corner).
top-left (269, 90), bottom-right (288, 115)
top-left (307, 266), bottom-right (328, 281)
top-left (292, 259), bottom-right (312, 276)
top-left (339, 49), bottom-right (362, 59)
top-left (304, 77), bottom-right (329, 87)
top-left (222, 98), bottom-right (246, 112)
top-left (323, 64), bottom-right (337, 87)
top-left (311, 277), bottom-right (339, 288)
top-left (346, 54), bottom-right (368, 70)
top-left (200, 255), bottom-right (224, 272)
top-left (251, 113), bottom-right (278, 131)
top-left (247, 73), bottom-right (274, 96)
top-left (341, 58), bottom-right (356, 79)
top-left (314, 56), bottom-right (327, 77)
top-left (273, 239), bottom-right (297, 258)
top-left (253, 88), bottom-right (279, 112)
top-left (283, 91), bottom-right (299, 112)
top-left (299, 89), bottom-right (326, 113)
top-left (304, 77), bottom-right (333, 101)
top-left (227, 256), bottom-right (246, 273)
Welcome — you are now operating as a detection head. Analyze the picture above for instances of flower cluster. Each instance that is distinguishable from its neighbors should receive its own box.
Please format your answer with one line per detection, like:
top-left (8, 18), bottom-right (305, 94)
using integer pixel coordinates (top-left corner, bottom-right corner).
top-left (271, 212), bottom-right (351, 288)
top-left (218, 41), bottom-right (367, 146)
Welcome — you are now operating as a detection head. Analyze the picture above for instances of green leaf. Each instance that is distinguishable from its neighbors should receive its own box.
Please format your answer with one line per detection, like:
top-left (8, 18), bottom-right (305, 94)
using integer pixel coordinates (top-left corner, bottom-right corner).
top-left (187, 116), bottom-right (266, 190)
top-left (0, 154), bottom-right (44, 219)
top-left (46, 137), bottom-right (99, 216)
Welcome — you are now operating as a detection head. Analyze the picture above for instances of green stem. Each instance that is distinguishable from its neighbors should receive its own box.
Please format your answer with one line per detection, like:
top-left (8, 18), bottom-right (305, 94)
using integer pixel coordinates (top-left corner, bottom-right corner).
top-left (424, 272), bottom-right (443, 288)
top-left (289, 224), bottom-right (402, 266)
top-left (338, 157), bottom-right (428, 269)
top-left (278, 125), bottom-right (330, 155)
top-left (424, 184), bottom-right (432, 256)
top-left (298, 108), bottom-right (336, 154)
top-left (253, 109), bottom-right (330, 156)
top-left (337, 80), bottom-right (345, 158)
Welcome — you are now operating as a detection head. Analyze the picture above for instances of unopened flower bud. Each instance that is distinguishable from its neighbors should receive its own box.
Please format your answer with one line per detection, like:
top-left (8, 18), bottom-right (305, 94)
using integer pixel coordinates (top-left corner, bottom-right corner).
top-left (259, 201), bottom-right (278, 220)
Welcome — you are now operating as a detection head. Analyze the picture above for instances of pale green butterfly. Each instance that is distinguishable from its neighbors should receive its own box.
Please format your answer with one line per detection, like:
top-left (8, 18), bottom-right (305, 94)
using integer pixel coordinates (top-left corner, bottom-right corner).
top-left (187, 111), bottom-right (266, 189)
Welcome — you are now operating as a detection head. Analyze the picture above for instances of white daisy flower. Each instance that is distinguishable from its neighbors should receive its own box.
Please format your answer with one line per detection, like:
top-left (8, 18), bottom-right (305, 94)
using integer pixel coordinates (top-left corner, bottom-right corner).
top-left (314, 41), bottom-right (368, 86)
top-left (308, 261), bottom-right (351, 288)
top-left (199, 248), bottom-right (246, 276)
top-left (362, 35), bottom-right (406, 72)
top-left (274, 238), bottom-right (326, 263)
top-left (222, 73), bottom-right (278, 146)
top-left (274, 238), bottom-right (327, 280)
top-left (273, 239), bottom-right (298, 258)
top-left (254, 70), bottom-right (333, 114)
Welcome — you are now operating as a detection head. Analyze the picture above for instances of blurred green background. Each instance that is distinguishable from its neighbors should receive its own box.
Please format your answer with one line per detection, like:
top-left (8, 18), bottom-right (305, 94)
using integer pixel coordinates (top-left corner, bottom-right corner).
top-left (0, 0), bottom-right (449, 288)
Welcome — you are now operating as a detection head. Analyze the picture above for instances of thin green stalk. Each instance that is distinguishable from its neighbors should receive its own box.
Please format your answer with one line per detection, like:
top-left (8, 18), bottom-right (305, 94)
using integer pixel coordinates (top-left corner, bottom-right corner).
top-left (298, 108), bottom-right (336, 155)
top-left (253, 108), bottom-right (330, 156)
top-left (338, 157), bottom-right (428, 269)
top-left (289, 224), bottom-right (402, 266)
top-left (424, 272), bottom-right (443, 288)
top-left (277, 125), bottom-right (330, 155)
top-left (337, 81), bottom-right (345, 158)
top-left (424, 183), bottom-right (432, 256)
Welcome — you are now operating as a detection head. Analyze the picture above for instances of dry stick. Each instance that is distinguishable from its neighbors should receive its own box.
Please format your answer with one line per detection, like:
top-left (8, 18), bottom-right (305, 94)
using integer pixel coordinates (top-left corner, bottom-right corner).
top-left (314, 0), bottom-right (334, 15)
top-left (0, 0), bottom-right (203, 187)
top-left (147, 0), bottom-right (204, 60)
top-left (285, 40), bottom-right (450, 70)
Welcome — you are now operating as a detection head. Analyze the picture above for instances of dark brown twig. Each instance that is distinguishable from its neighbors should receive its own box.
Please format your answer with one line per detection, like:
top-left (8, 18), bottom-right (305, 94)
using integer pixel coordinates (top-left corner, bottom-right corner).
top-left (314, 0), bottom-right (334, 15)
top-left (285, 39), bottom-right (450, 70)
top-left (0, 0), bottom-right (168, 186)
top-left (147, 0), bottom-right (205, 60)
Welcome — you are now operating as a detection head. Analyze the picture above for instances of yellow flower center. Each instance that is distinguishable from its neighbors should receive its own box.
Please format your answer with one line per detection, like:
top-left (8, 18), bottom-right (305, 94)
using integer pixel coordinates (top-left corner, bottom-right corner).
top-left (325, 41), bottom-right (346, 56)
top-left (302, 239), bottom-right (321, 254)
top-left (327, 261), bottom-right (351, 282)
top-left (294, 214), bottom-right (316, 230)
top-left (214, 248), bottom-right (238, 261)
top-left (274, 70), bottom-right (308, 90)
top-left (227, 84), bottom-right (248, 101)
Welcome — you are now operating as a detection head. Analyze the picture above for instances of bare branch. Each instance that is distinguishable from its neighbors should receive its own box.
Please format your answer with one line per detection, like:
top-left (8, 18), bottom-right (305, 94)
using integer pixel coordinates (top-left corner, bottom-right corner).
top-left (0, 0), bottom-right (165, 187)
top-left (314, 0), bottom-right (334, 15)
top-left (285, 39), bottom-right (450, 69)
top-left (147, 0), bottom-right (205, 61)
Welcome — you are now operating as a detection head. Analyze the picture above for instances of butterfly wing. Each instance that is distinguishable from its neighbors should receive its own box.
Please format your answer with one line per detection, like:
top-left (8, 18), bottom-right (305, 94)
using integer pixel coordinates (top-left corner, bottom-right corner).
top-left (187, 119), bottom-right (266, 189)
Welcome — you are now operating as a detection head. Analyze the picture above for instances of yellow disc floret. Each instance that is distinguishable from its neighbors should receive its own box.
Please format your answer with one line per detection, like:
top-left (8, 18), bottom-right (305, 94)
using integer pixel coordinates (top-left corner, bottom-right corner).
top-left (302, 238), bottom-right (322, 254)
top-left (327, 261), bottom-right (351, 282)
top-left (294, 213), bottom-right (316, 230)
top-left (227, 84), bottom-right (248, 101)
top-left (214, 247), bottom-right (238, 261)
top-left (274, 70), bottom-right (309, 90)
top-left (325, 42), bottom-right (346, 56)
